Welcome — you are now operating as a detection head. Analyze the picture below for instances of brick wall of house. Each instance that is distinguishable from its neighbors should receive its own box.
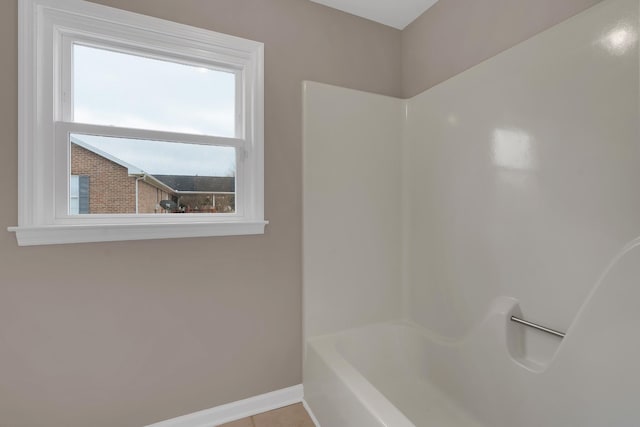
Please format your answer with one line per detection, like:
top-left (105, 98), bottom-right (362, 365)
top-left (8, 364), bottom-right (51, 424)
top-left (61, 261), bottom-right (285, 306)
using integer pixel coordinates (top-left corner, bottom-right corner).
top-left (71, 144), bottom-right (175, 214)
top-left (138, 181), bottom-right (171, 213)
top-left (71, 144), bottom-right (136, 214)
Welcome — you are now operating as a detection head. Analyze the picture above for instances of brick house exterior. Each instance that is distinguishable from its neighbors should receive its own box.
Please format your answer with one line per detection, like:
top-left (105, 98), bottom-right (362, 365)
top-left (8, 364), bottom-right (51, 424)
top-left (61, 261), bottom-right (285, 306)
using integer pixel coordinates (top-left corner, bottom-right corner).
top-left (71, 143), bottom-right (172, 214)
top-left (70, 138), bottom-right (235, 214)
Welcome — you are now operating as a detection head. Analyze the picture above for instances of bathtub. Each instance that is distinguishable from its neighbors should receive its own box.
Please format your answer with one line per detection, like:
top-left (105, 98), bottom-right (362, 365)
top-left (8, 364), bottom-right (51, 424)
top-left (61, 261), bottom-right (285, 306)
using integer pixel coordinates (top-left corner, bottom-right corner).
top-left (304, 247), bottom-right (640, 427)
top-left (304, 320), bottom-right (488, 427)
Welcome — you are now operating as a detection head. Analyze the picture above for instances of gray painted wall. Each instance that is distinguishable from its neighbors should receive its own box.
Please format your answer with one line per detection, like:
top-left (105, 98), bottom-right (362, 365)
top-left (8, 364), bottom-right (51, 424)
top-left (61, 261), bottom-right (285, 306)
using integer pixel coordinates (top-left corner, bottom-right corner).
top-left (0, 1), bottom-right (400, 426)
top-left (402, 0), bottom-right (603, 97)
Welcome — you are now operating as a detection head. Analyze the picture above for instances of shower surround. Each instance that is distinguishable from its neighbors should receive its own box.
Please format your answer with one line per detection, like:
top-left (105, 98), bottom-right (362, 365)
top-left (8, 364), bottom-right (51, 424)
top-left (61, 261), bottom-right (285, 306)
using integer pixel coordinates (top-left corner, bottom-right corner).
top-left (303, 0), bottom-right (640, 425)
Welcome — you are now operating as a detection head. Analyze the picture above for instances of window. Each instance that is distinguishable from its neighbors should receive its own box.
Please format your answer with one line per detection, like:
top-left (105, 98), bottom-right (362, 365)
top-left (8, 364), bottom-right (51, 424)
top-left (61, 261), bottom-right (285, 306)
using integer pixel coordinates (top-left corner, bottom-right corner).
top-left (11, 0), bottom-right (266, 245)
top-left (69, 175), bottom-right (89, 215)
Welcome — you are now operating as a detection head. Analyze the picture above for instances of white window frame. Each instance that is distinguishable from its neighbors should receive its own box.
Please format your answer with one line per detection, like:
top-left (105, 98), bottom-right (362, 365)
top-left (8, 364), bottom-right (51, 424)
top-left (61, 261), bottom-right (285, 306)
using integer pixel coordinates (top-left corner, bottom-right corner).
top-left (10, 0), bottom-right (266, 246)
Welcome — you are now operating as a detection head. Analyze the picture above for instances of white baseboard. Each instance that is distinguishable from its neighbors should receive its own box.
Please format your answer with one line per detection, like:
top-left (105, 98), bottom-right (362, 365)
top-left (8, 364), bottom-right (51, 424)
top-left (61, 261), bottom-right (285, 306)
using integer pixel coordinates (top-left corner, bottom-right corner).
top-left (147, 384), bottom-right (304, 427)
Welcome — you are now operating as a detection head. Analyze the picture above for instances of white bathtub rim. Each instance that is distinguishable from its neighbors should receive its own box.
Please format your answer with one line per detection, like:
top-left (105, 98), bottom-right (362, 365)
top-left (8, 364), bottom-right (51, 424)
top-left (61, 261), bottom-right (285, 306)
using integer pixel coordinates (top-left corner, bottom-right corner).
top-left (310, 299), bottom-right (553, 373)
top-left (308, 336), bottom-right (416, 427)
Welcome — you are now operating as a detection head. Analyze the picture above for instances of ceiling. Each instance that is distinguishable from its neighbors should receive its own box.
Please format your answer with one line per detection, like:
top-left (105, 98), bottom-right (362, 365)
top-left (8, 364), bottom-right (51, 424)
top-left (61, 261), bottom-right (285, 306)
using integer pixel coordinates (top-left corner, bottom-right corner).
top-left (309, 0), bottom-right (440, 30)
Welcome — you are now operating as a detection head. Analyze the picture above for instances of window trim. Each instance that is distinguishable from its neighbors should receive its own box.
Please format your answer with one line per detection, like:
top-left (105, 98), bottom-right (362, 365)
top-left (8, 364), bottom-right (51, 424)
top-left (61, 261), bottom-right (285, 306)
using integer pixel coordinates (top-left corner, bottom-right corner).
top-left (10, 0), bottom-right (266, 246)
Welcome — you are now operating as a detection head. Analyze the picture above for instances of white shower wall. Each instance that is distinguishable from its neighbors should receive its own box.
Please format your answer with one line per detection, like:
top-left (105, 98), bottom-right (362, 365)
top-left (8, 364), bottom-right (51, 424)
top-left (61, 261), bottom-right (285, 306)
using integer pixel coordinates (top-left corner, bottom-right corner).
top-left (303, 82), bottom-right (404, 338)
top-left (404, 0), bottom-right (640, 363)
top-left (304, 0), bottom-right (640, 365)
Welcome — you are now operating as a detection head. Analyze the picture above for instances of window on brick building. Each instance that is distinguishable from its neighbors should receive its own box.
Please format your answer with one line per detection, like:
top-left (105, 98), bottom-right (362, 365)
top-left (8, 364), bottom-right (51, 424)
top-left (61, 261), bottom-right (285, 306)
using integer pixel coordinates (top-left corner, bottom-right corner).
top-left (12, 0), bottom-right (266, 245)
top-left (69, 175), bottom-right (89, 215)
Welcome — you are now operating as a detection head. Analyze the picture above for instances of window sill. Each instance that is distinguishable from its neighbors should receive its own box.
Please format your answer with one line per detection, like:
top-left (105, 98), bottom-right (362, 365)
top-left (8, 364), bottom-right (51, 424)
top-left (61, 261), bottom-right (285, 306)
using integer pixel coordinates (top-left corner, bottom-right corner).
top-left (8, 221), bottom-right (268, 246)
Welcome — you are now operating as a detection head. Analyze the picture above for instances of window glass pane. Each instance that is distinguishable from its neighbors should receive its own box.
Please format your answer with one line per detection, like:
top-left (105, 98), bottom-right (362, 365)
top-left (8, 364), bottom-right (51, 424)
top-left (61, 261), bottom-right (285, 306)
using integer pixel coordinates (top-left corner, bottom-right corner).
top-left (69, 175), bottom-right (79, 215)
top-left (70, 134), bottom-right (236, 215)
top-left (73, 44), bottom-right (237, 137)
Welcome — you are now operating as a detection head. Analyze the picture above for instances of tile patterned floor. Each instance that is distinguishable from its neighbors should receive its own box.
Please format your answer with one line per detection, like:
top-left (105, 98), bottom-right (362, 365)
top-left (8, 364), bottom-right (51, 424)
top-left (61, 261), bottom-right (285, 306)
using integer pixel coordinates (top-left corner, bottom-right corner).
top-left (217, 403), bottom-right (315, 427)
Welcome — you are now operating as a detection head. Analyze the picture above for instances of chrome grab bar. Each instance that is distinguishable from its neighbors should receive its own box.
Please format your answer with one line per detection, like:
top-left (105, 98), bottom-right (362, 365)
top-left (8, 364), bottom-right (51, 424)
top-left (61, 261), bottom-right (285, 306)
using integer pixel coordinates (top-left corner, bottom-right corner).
top-left (510, 316), bottom-right (566, 339)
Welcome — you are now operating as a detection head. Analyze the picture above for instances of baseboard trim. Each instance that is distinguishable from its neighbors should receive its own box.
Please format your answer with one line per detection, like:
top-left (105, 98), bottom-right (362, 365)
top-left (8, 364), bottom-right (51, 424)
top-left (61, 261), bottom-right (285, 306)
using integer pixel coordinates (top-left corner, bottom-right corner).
top-left (147, 384), bottom-right (304, 427)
